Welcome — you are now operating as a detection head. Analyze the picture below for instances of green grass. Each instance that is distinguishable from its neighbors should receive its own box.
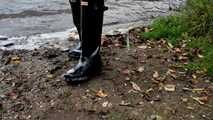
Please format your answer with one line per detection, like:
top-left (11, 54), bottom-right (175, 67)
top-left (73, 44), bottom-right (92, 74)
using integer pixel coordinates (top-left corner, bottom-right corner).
top-left (143, 15), bottom-right (187, 44)
top-left (186, 37), bottom-right (213, 75)
top-left (142, 0), bottom-right (213, 76)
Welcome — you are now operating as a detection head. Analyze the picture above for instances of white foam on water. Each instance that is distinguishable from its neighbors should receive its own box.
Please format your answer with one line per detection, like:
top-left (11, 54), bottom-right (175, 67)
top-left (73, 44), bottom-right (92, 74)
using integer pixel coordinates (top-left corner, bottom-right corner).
top-left (0, 20), bottom-right (148, 51)
top-left (0, 28), bottom-right (77, 50)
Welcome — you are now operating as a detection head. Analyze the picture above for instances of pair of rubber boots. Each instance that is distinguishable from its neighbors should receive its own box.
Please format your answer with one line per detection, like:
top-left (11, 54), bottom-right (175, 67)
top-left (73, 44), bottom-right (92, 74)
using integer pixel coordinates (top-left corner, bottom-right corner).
top-left (64, 0), bottom-right (107, 84)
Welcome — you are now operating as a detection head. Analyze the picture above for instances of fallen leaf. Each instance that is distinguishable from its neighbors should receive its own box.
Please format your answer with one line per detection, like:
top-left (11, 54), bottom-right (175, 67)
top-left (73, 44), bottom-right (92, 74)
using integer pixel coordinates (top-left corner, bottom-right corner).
top-left (190, 79), bottom-right (199, 84)
top-left (186, 106), bottom-right (194, 110)
top-left (178, 56), bottom-right (188, 61)
top-left (122, 69), bottom-right (131, 75)
top-left (146, 88), bottom-right (154, 93)
top-left (174, 48), bottom-right (182, 53)
top-left (138, 101), bottom-right (144, 105)
top-left (166, 69), bottom-right (177, 79)
top-left (167, 69), bottom-right (176, 74)
top-left (164, 84), bottom-right (176, 92)
top-left (191, 96), bottom-right (208, 105)
top-left (47, 74), bottom-right (54, 79)
top-left (26, 115), bottom-right (31, 120)
top-left (68, 32), bottom-right (79, 41)
top-left (182, 87), bottom-right (205, 92)
top-left (102, 101), bottom-right (108, 107)
top-left (137, 45), bottom-right (147, 49)
top-left (181, 98), bottom-right (188, 102)
top-left (153, 71), bottom-right (159, 78)
top-left (119, 100), bottom-right (131, 106)
top-left (167, 42), bottom-right (174, 48)
top-left (144, 27), bottom-right (150, 32)
top-left (102, 101), bottom-right (112, 108)
top-left (197, 54), bottom-right (204, 58)
top-left (101, 36), bottom-right (112, 47)
top-left (125, 77), bottom-right (130, 81)
top-left (115, 57), bottom-right (120, 61)
top-left (137, 66), bottom-right (145, 73)
top-left (10, 56), bottom-right (21, 64)
top-left (96, 90), bottom-right (108, 98)
top-left (8, 92), bottom-right (18, 100)
top-left (150, 115), bottom-right (163, 120)
top-left (130, 81), bottom-right (142, 92)
top-left (114, 43), bottom-right (122, 47)
top-left (192, 74), bottom-right (197, 79)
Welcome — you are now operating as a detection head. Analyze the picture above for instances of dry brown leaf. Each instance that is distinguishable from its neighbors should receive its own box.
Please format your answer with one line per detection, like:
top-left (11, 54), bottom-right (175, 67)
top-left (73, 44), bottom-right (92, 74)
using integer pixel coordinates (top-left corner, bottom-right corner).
top-left (166, 69), bottom-right (177, 79)
top-left (114, 43), bottom-right (122, 47)
top-left (122, 69), bottom-right (131, 75)
top-left (47, 74), bottom-right (54, 79)
top-left (181, 98), bottom-right (188, 102)
top-left (8, 92), bottom-right (18, 100)
top-left (144, 27), bottom-right (150, 32)
top-left (68, 32), bottom-right (79, 41)
top-left (96, 90), bottom-right (108, 98)
top-left (130, 81), bottom-right (141, 92)
top-left (192, 74), bottom-right (197, 79)
top-left (102, 101), bottom-right (112, 108)
top-left (164, 84), bottom-right (176, 92)
top-left (175, 48), bottom-right (182, 53)
top-left (182, 87), bottom-right (205, 92)
top-left (137, 45), bottom-right (147, 49)
top-left (192, 88), bottom-right (205, 91)
top-left (167, 42), bottom-right (174, 48)
top-left (153, 71), bottom-right (159, 78)
top-left (167, 69), bottom-right (176, 74)
top-left (191, 96), bottom-right (208, 105)
top-left (125, 77), bottom-right (130, 81)
top-left (186, 106), bottom-right (194, 110)
top-left (197, 54), bottom-right (204, 58)
top-left (178, 56), bottom-right (188, 61)
top-left (119, 100), bottom-right (131, 106)
top-left (10, 56), bottom-right (21, 64)
top-left (137, 66), bottom-right (145, 73)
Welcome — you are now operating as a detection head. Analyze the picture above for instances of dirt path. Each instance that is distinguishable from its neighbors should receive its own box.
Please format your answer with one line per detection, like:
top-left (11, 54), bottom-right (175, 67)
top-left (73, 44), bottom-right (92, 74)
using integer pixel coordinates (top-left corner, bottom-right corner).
top-left (0, 28), bottom-right (212, 120)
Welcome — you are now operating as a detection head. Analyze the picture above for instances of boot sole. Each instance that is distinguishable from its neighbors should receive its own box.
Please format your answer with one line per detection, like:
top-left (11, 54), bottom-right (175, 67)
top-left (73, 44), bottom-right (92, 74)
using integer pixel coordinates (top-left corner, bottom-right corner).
top-left (64, 68), bottom-right (102, 85)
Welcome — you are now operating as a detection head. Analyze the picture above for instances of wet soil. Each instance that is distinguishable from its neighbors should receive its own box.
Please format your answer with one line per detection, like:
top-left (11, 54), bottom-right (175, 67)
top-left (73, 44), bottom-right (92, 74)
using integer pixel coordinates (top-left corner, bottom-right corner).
top-left (0, 28), bottom-right (212, 120)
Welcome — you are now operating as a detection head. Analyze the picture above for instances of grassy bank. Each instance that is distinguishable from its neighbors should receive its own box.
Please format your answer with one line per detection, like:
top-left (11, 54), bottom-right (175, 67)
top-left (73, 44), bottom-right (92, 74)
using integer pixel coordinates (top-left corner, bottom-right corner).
top-left (142, 0), bottom-right (213, 76)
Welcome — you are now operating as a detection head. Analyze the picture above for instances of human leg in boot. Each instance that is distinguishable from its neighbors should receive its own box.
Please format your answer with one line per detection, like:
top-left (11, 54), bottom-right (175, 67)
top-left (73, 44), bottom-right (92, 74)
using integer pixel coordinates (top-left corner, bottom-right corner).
top-left (68, 0), bottom-right (81, 59)
top-left (64, 0), bottom-right (106, 84)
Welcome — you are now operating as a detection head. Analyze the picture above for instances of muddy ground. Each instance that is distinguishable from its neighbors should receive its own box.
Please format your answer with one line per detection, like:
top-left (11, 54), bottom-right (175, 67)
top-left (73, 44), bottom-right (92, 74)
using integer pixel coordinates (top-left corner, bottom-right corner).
top-left (0, 28), bottom-right (212, 120)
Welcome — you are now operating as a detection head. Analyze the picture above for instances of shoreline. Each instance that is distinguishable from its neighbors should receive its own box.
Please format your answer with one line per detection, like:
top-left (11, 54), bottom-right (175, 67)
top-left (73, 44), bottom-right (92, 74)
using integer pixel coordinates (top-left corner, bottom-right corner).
top-left (0, 20), bottom-right (149, 51)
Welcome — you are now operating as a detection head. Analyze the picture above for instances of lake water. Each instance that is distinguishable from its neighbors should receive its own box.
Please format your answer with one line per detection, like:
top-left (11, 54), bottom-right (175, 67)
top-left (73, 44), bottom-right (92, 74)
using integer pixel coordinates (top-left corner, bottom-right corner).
top-left (0, 0), bottom-right (185, 50)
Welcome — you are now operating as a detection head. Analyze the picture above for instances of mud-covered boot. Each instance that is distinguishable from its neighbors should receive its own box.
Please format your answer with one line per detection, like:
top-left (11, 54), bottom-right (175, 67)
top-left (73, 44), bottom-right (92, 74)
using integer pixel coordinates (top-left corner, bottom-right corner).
top-left (64, 0), bottom-right (106, 84)
top-left (68, 0), bottom-right (81, 59)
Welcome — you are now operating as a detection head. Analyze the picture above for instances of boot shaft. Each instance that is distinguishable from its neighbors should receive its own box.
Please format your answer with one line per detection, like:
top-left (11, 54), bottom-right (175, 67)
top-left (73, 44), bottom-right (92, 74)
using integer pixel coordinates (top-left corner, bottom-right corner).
top-left (70, 0), bottom-right (106, 58)
top-left (80, 0), bottom-right (105, 58)
top-left (70, 0), bottom-right (81, 33)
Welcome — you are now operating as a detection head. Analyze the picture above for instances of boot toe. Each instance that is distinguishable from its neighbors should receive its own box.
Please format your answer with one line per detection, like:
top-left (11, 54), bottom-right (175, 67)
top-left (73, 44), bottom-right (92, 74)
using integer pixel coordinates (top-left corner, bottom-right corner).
top-left (64, 73), bottom-right (88, 84)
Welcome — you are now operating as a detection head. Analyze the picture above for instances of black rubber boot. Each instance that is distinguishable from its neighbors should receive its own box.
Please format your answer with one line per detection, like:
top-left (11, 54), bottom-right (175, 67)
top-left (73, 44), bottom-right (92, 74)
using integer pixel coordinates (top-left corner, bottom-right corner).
top-left (68, 0), bottom-right (81, 59)
top-left (68, 41), bottom-right (81, 59)
top-left (64, 47), bottom-right (102, 84)
top-left (64, 0), bottom-right (105, 84)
